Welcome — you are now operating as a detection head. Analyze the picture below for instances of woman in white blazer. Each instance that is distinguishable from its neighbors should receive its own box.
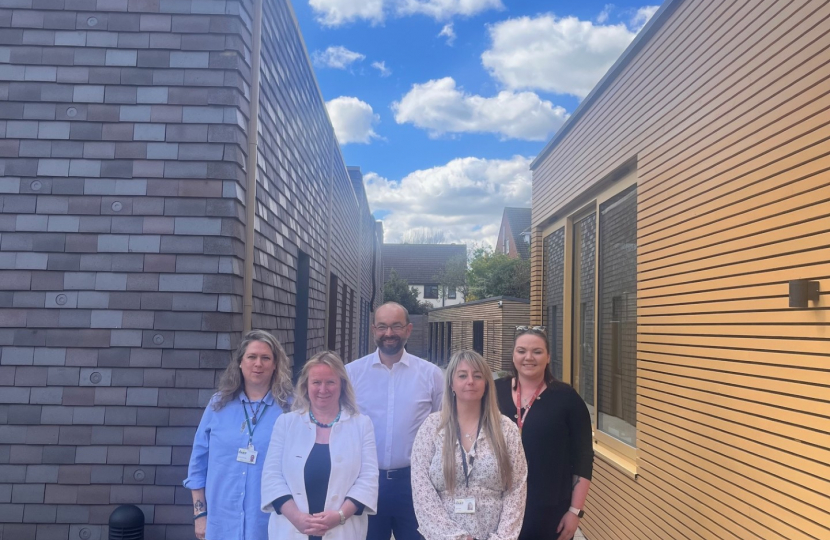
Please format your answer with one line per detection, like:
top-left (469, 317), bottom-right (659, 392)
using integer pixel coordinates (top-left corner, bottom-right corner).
top-left (261, 350), bottom-right (379, 540)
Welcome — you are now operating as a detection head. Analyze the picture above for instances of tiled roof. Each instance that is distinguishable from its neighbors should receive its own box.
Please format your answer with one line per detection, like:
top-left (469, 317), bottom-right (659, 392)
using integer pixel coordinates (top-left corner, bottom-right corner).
top-left (504, 207), bottom-right (531, 259)
top-left (383, 243), bottom-right (467, 284)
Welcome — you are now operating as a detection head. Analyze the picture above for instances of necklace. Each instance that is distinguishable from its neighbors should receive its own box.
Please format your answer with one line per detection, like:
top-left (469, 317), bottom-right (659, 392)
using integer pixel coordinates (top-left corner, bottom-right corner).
top-left (309, 408), bottom-right (341, 428)
top-left (246, 400), bottom-right (264, 425)
top-left (514, 378), bottom-right (545, 434)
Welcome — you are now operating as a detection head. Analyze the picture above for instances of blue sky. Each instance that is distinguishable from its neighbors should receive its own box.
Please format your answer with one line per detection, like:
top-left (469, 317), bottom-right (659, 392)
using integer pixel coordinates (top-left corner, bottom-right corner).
top-left (292, 0), bottom-right (661, 246)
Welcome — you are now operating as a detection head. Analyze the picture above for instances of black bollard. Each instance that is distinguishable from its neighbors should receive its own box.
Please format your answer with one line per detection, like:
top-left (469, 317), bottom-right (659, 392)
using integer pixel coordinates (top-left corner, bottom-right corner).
top-left (108, 504), bottom-right (144, 540)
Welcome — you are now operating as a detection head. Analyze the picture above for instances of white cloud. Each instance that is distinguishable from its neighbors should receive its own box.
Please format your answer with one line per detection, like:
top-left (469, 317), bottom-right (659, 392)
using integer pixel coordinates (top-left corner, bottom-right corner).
top-left (438, 23), bottom-right (456, 45)
top-left (481, 13), bottom-right (638, 98)
top-left (397, 0), bottom-right (503, 20)
top-left (372, 61), bottom-right (392, 77)
top-left (326, 97), bottom-right (380, 144)
top-left (365, 155), bottom-right (532, 246)
top-left (392, 77), bottom-right (567, 141)
top-left (597, 3), bottom-right (614, 24)
top-left (312, 45), bottom-right (366, 69)
top-left (309, 0), bottom-right (501, 26)
top-left (310, 0), bottom-right (385, 26)
top-left (632, 5), bottom-right (659, 29)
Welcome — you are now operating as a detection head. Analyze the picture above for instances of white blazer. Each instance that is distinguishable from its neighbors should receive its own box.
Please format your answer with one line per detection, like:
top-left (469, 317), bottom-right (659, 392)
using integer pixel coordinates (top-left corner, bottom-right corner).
top-left (261, 409), bottom-right (379, 540)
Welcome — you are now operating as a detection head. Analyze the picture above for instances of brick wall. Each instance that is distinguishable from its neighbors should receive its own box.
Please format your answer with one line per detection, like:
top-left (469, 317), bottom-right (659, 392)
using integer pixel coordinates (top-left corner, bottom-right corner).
top-left (0, 0), bottom-right (379, 538)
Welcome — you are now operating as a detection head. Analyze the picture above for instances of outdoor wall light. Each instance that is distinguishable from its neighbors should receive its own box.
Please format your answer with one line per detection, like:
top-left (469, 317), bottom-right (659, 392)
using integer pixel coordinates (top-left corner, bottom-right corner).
top-left (788, 279), bottom-right (820, 308)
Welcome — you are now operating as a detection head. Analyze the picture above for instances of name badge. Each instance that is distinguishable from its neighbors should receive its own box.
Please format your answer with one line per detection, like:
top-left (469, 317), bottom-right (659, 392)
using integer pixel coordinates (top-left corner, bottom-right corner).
top-left (237, 447), bottom-right (258, 464)
top-left (454, 498), bottom-right (475, 514)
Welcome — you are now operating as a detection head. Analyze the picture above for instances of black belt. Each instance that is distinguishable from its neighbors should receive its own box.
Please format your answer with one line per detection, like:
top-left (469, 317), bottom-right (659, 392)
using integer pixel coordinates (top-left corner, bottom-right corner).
top-left (380, 467), bottom-right (411, 480)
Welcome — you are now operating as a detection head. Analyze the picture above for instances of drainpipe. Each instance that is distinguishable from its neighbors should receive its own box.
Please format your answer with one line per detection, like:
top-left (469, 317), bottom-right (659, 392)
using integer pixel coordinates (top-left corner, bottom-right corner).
top-left (242, 0), bottom-right (264, 333)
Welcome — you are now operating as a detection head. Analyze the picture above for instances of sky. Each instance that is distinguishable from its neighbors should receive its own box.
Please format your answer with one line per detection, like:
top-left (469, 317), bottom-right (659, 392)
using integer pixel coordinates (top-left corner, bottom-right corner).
top-left (291, 0), bottom-right (662, 247)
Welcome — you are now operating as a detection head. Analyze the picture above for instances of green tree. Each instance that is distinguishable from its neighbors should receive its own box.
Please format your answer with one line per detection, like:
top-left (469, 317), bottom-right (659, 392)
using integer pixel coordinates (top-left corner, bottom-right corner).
top-left (466, 246), bottom-right (530, 300)
top-left (383, 269), bottom-right (431, 314)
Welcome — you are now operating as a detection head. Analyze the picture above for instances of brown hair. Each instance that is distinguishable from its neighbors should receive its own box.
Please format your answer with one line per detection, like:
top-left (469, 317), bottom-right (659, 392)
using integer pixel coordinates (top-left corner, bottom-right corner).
top-left (439, 350), bottom-right (513, 493)
top-left (292, 350), bottom-right (359, 415)
top-left (511, 328), bottom-right (556, 387)
top-left (213, 330), bottom-right (292, 411)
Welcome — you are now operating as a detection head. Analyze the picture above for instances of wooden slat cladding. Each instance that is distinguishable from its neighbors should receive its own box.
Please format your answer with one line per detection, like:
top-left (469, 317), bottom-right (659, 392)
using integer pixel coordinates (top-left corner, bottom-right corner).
top-left (530, 0), bottom-right (830, 538)
top-left (428, 299), bottom-right (529, 371)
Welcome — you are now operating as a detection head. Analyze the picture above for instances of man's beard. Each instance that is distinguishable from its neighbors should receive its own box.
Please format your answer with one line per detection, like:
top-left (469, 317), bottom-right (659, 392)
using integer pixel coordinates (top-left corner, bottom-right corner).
top-left (376, 335), bottom-right (405, 355)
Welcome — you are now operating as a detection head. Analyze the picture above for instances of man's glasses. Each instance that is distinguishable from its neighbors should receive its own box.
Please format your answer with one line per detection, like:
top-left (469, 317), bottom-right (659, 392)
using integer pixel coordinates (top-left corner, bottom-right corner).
top-left (373, 324), bottom-right (407, 333)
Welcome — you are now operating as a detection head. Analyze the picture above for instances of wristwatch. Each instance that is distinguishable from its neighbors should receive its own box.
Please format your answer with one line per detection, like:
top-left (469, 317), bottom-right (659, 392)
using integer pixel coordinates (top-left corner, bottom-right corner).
top-left (338, 509), bottom-right (346, 525)
top-left (568, 506), bottom-right (585, 518)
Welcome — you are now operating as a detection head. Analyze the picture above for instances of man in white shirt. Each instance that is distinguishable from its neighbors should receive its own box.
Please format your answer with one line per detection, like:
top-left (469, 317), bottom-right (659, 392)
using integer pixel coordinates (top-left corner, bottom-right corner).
top-left (346, 302), bottom-right (444, 540)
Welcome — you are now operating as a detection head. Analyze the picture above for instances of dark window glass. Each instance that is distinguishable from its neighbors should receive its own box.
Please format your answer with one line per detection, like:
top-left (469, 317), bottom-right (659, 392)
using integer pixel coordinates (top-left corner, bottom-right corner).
top-left (424, 284), bottom-right (439, 299)
top-left (472, 320), bottom-right (484, 355)
top-left (598, 185), bottom-right (637, 447)
top-left (543, 228), bottom-right (565, 380)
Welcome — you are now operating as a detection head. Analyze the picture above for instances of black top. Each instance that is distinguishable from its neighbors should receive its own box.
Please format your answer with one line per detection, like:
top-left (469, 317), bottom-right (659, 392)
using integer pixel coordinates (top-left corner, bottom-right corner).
top-left (495, 377), bottom-right (593, 512)
top-left (304, 443), bottom-right (331, 540)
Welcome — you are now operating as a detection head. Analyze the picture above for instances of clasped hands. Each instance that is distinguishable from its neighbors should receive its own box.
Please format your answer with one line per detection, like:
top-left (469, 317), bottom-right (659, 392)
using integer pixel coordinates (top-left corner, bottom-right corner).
top-left (289, 509), bottom-right (342, 536)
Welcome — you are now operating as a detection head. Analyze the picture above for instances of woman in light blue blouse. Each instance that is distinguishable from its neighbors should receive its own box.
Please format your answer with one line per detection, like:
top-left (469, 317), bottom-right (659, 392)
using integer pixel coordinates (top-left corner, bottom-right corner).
top-left (184, 330), bottom-right (293, 540)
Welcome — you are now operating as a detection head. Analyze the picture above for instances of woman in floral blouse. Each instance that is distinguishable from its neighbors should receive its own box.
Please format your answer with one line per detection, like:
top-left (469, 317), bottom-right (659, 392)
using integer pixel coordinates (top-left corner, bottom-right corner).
top-left (411, 350), bottom-right (527, 540)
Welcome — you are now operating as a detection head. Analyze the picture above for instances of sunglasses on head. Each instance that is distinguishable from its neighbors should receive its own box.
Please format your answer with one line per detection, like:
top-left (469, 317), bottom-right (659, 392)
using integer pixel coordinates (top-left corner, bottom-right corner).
top-left (515, 326), bottom-right (546, 332)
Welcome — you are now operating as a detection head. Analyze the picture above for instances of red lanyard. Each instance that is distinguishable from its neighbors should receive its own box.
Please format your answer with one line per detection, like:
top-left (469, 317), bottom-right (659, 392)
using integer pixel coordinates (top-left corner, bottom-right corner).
top-left (514, 379), bottom-right (545, 433)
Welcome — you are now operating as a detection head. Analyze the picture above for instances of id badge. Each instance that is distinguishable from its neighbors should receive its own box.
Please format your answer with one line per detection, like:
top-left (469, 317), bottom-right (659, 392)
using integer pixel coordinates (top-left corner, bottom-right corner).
top-left (454, 498), bottom-right (475, 514)
top-left (237, 447), bottom-right (258, 464)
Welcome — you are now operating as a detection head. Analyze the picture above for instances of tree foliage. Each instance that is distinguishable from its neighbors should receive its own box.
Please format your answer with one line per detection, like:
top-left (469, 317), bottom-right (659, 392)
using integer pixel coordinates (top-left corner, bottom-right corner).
top-left (382, 269), bottom-right (431, 314)
top-left (433, 254), bottom-right (468, 301)
top-left (401, 228), bottom-right (447, 244)
top-left (466, 246), bottom-right (530, 300)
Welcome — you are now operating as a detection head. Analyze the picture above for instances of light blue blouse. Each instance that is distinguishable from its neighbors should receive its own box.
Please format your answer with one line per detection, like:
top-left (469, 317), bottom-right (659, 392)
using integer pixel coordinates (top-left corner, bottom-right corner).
top-left (184, 391), bottom-right (283, 540)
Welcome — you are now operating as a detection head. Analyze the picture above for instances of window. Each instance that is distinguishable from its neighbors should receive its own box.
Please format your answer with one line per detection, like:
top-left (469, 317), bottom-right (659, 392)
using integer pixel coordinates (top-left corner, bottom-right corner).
top-left (598, 185), bottom-right (637, 447)
top-left (447, 286), bottom-right (457, 299)
top-left (502, 225), bottom-right (509, 254)
top-left (293, 251), bottom-right (310, 380)
top-left (423, 284), bottom-right (439, 299)
top-left (472, 320), bottom-right (484, 355)
top-left (327, 274), bottom-right (338, 351)
top-left (542, 167), bottom-right (638, 463)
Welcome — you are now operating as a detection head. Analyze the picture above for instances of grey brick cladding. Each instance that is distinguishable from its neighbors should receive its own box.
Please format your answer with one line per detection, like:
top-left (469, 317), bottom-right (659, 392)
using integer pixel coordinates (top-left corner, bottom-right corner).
top-left (0, 0), bottom-right (381, 538)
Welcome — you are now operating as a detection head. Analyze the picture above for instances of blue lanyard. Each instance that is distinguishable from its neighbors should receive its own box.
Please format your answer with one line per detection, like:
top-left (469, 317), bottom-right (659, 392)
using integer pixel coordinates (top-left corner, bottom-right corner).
top-left (242, 402), bottom-right (267, 446)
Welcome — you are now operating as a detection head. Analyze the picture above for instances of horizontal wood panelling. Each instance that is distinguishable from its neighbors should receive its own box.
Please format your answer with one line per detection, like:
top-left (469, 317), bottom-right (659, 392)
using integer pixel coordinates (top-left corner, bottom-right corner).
top-left (638, 429), bottom-right (829, 539)
top-left (533, 0), bottom-right (802, 222)
top-left (639, 170), bottom-right (830, 266)
top-left (429, 300), bottom-right (529, 371)
top-left (637, 378), bottom-right (830, 455)
top-left (638, 27), bottom-right (830, 219)
top-left (639, 333), bottom-right (830, 356)
top-left (639, 342), bottom-right (830, 372)
top-left (532, 0), bottom-right (830, 537)
top-left (638, 255), bottom-right (830, 294)
top-left (639, 143), bottom-right (830, 255)
top-left (639, 395), bottom-right (830, 496)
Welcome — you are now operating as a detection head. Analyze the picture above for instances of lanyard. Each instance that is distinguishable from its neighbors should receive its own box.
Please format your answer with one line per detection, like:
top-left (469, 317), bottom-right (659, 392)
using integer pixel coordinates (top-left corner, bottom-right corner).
top-left (456, 417), bottom-right (482, 488)
top-left (514, 379), bottom-right (545, 434)
top-left (242, 401), bottom-right (267, 446)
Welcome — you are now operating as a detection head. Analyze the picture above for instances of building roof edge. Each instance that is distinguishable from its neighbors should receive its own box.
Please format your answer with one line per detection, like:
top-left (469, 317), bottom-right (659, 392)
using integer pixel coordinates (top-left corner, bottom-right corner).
top-left (530, 0), bottom-right (685, 171)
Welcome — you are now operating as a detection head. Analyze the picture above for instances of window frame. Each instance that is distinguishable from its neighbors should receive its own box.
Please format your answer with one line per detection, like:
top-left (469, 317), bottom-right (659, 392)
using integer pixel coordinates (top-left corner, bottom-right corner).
top-left (541, 168), bottom-right (639, 473)
top-left (423, 284), bottom-right (439, 299)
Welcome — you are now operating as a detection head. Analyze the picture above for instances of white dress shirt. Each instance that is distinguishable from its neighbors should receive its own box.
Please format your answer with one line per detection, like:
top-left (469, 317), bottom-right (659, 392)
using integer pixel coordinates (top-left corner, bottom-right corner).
top-left (346, 349), bottom-right (444, 470)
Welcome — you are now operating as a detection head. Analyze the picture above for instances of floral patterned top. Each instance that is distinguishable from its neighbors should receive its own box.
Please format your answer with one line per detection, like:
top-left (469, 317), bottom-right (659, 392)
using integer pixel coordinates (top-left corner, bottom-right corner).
top-left (411, 412), bottom-right (527, 540)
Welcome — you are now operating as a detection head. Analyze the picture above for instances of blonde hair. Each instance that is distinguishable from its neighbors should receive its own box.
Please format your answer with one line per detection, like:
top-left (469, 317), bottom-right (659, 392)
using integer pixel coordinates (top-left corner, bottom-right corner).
top-left (440, 350), bottom-right (513, 493)
top-left (292, 350), bottom-right (359, 415)
top-left (214, 330), bottom-right (293, 411)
